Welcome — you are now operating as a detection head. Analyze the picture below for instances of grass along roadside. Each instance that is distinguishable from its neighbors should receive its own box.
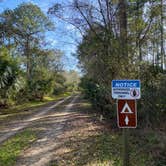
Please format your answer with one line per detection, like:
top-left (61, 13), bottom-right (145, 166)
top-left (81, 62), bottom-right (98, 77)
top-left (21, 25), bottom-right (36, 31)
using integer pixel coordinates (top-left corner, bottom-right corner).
top-left (0, 92), bottom-right (72, 122)
top-left (0, 129), bottom-right (37, 166)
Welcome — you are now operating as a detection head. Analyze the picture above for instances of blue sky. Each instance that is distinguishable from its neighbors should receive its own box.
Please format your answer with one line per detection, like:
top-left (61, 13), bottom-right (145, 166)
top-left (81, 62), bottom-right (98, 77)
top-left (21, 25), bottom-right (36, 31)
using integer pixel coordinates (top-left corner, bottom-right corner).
top-left (0, 0), bottom-right (81, 72)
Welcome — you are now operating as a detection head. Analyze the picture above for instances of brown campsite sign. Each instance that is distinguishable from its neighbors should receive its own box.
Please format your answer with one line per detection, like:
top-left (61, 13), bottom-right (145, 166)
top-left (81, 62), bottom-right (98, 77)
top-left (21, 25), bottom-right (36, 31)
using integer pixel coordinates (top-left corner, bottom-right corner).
top-left (117, 100), bottom-right (137, 128)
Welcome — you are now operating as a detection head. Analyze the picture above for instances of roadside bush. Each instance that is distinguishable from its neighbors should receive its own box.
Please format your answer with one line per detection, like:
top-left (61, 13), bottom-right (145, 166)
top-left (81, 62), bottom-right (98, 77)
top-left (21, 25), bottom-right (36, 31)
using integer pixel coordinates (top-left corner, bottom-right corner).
top-left (80, 77), bottom-right (114, 117)
top-left (53, 74), bottom-right (67, 95)
top-left (0, 47), bottom-right (21, 106)
top-left (139, 65), bottom-right (166, 128)
top-left (27, 68), bottom-right (54, 101)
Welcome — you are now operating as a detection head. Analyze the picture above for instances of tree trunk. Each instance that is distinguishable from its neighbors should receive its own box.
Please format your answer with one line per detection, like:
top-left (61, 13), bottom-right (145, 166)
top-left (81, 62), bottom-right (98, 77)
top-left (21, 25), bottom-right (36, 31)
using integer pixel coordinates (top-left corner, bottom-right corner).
top-left (25, 36), bottom-right (31, 81)
top-left (136, 0), bottom-right (142, 62)
top-left (160, 0), bottom-right (165, 70)
top-left (119, 0), bottom-right (128, 77)
top-left (119, 0), bottom-right (128, 58)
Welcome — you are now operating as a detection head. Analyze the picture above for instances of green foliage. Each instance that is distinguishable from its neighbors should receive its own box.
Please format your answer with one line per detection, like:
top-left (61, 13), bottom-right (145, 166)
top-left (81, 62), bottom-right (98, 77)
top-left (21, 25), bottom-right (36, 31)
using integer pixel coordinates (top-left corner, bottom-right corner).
top-left (0, 47), bottom-right (19, 89)
top-left (63, 70), bottom-right (80, 92)
top-left (1, 2), bottom-right (54, 37)
top-left (0, 47), bottom-right (22, 106)
top-left (53, 73), bottom-right (67, 95)
top-left (28, 67), bottom-right (54, 101)
top-left (80, 77), bottom-right (114, 117)
top-left (0, 3), bottom-right (67, 105)
top-left (139, 64), bottom-right (166, 127)
top-left (0, 129), bottom-right (36, 166)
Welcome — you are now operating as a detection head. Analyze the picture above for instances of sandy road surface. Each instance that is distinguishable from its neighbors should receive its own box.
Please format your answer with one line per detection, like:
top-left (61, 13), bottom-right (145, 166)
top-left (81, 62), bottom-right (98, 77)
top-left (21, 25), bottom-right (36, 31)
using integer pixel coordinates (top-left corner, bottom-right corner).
top-left (15, 95), bottom-right (80, 166)
top-left (0, 96), bottom-right (71, 144)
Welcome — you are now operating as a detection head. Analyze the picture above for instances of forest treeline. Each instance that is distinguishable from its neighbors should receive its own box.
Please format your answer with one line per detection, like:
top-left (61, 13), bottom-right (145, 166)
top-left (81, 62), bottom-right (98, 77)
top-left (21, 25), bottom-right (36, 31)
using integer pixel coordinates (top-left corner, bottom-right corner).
top-left (0, 3), bottom-right (79, 107)
top-left (49, 0), bottom-right (166, 128)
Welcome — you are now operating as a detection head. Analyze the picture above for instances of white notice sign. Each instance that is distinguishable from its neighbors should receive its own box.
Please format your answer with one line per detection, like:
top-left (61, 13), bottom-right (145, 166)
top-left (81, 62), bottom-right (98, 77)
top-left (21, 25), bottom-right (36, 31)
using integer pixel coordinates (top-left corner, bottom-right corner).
top-left (112, 80), bottom-right (141, 99)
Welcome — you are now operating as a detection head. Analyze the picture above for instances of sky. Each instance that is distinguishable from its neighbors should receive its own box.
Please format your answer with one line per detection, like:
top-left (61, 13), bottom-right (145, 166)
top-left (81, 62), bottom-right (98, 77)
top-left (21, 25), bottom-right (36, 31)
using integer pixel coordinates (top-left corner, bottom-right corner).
top-left (0, 0), bottom-right (81, 72)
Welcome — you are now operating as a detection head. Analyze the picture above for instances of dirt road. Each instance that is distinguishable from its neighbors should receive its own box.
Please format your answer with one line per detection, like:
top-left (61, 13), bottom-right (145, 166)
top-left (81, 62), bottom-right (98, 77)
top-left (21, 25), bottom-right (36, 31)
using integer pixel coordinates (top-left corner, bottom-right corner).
top-left (0, 95), bottom-right (105, 166)
top-left (15, 95), bottom-right (79, 166)
top-left (0, 96), bottom-right (71, 144)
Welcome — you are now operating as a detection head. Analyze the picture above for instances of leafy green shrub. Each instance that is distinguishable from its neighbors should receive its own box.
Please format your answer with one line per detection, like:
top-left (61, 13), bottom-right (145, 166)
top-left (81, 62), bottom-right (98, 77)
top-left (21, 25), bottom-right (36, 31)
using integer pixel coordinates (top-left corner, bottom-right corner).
top-left (0, 47), bottom-right (21, 106)
top-left (53, 74), bottom-right (67, 95)
top-left (139, 65), bottom-right (166, 128)
top-left (79, 77), bottom-right (114, 116)
top-left (28, 67), bottom-right (54, 101)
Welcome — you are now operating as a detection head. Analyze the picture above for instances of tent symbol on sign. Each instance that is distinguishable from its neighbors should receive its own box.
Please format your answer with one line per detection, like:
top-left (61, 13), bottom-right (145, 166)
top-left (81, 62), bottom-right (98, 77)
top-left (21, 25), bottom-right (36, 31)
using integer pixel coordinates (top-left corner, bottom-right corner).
top-left (121, 102), bottom-right (133, 125)
top-left (121, 102), bottom-right (133, 114)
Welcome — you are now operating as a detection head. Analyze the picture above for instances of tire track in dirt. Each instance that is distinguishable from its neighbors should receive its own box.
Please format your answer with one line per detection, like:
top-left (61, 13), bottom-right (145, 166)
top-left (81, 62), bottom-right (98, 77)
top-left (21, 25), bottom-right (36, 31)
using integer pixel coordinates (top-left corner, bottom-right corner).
top-left (16, 95), bottom-right (79, 166)
top-left (0, 96), bottom-right (71, 144)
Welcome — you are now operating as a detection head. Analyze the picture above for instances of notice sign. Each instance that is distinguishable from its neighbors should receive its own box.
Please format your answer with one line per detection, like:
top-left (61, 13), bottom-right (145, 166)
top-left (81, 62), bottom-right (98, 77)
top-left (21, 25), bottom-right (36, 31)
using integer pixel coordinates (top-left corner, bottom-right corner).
top-left (112, 80), bottom-right (141, 99)
top-left (117, 100), bottom-right (137, 128)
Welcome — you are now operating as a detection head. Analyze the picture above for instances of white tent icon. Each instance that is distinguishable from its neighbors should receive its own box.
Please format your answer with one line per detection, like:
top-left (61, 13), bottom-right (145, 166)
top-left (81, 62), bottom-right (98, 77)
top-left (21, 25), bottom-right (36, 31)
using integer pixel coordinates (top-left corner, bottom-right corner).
top-left (121, 102), bottom-right (133, 114)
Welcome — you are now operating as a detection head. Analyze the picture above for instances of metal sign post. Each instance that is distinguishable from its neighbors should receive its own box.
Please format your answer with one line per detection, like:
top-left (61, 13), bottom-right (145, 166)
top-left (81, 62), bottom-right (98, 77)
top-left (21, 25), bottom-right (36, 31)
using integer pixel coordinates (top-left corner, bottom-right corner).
top-left (111, 80), bottom-right (141, 166)
top-left (123, 128), bottom-right (129, 166)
